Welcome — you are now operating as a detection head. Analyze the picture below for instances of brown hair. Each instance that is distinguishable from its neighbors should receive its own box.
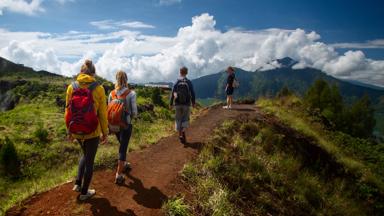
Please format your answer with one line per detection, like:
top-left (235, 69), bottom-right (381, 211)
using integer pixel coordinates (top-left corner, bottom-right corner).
top-left (180, 66), bottom-right (188, 76)
top-left (115, 70), bottom-right (128, 90)
top-left (227, 66), bottom-right (235, 72)
top-left (80, 59), bottom-right (96, 75)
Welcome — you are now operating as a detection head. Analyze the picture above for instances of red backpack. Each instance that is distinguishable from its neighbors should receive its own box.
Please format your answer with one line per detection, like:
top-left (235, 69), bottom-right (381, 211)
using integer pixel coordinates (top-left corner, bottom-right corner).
top-left (65, 81), bottom-right (99, 135)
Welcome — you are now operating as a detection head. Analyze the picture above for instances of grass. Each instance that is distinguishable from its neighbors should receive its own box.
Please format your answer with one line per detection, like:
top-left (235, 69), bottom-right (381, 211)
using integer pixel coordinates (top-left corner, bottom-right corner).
top-left (178, 96), bottom-right (384, 215)
top-left (257, 96), bottom-right (384, 187)
top-left (162, 196), bottom-right (191, 216)
top-left (0, 85), bottom-right (178, 214)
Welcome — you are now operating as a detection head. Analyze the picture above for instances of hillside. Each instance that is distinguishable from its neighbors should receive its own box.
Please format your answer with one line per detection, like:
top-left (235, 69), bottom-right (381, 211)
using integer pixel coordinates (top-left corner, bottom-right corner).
top-left (192, 57), bottom-right (384, 104)
top-left (0, 57), bottom-right (179, 215)
top-left (7, 101), bottom-right (383, 215)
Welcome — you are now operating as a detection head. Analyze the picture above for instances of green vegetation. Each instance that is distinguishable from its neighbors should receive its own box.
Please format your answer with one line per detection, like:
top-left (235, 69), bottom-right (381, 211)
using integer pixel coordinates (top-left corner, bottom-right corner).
top-left (0, 74), bottom-right (177, 213)
top-left (182, 111), bottom-right (383, 215)
top-left (304, 79), bottom-right (376, 138)
top-left (162, 196), bottom-right (191, 216)
top-left (0, 137), bottom-right (21, 178)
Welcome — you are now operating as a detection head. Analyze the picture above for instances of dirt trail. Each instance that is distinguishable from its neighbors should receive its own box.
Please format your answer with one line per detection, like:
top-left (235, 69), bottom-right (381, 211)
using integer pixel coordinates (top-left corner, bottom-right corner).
top-left (7, 104), bottom-right (257, 216)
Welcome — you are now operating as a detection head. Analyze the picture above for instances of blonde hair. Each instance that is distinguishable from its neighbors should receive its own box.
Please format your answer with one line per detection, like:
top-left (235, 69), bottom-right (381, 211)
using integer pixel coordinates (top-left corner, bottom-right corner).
top-left (115, 70), bottom-right (128, 90)
top-left (80, 59), bottom-right (96, 75)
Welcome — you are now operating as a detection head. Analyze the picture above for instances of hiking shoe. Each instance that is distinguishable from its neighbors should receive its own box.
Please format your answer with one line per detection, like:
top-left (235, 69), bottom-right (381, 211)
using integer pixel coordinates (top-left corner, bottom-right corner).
top-left (123, 162), bottom-right (132, 173)
top-left (79, 189), bottom-right (96, 201)
top-left (179, 136), bottom-right (186, 144)
top-left (115, 175), bottom-right (125, 185)
top-left (182, 132), bottom-right (187, 144)
top-left (72, 184), bottom-right (81, 192)
top-left (222, 105), bottom-right (228, 109)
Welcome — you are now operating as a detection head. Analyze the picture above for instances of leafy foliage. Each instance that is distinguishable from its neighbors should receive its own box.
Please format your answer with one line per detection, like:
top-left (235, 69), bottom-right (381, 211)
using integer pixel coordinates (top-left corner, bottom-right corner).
top-left (162, 196), bottom-right (191, 216)
top-left (34, 126), bottom-right (49, 143)
top-left (151, 87), bottom-right (166, 107)
top-left (305, 79), bottom-right (376, 138)
top-left (0, 137), bottom-right (21, 178)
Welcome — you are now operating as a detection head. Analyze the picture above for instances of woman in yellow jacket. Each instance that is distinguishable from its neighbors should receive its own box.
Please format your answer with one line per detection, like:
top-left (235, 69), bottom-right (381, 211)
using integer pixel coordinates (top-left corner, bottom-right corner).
top-left (65, 60), bottom-right (108, 201)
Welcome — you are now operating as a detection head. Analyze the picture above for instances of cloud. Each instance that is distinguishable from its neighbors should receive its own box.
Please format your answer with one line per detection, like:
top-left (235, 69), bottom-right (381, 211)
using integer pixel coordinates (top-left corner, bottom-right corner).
top-left (0, 13), bottom-right (383, 87)
top-left (0, 0), bottom-right (44, 16)
top-left (159, 0), bottom-right (182, 6)
top-left (55, 0), bottom-right (75, 5)
top-left (120, 21), bottom-right (155, 29)
top-left (90, 20), bottom-right (155, 30)
top-left (331, 39), bottom-right (384, 49)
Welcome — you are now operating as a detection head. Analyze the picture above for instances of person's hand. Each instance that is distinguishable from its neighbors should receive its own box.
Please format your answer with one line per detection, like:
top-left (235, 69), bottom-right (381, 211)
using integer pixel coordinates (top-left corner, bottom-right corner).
top-left (101, 134), bottom-right (108, 145)
top-left (67, 134), bottom-right (74, 143)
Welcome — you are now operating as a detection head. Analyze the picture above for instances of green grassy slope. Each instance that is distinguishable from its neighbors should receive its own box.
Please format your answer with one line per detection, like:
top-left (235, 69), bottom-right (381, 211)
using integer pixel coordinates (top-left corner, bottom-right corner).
top-left (164, 96), bottom-right (384, 216)
top-left (0, 72), bottom-right (178, 214)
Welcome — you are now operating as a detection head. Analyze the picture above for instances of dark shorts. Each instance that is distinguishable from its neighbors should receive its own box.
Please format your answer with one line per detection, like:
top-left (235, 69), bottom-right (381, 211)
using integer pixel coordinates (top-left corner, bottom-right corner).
top-left (226, 87), bottom-right (234, 96)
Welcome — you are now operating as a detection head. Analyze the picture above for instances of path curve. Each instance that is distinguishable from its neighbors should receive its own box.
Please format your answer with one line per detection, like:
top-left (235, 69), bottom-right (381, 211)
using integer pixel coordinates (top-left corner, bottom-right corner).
top-left (7, 104), bottom-right (257, 216)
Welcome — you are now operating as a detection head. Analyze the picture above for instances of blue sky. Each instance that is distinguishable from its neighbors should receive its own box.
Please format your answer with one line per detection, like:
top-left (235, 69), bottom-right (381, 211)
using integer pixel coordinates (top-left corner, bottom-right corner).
top-left (0, 0), bottom-right (383, 85)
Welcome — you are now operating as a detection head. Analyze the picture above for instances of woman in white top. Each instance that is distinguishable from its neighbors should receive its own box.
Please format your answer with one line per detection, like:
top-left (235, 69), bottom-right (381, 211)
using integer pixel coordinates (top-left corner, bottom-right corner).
top-left (108, 71), bottom-right (138, 184)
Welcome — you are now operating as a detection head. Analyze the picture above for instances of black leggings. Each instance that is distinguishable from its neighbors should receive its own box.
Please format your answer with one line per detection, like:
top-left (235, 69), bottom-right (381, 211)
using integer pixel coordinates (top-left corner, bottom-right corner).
top-left (75, 137), bottom-right (99, 195)
top-left (115, 124), bottom-right (132, 161)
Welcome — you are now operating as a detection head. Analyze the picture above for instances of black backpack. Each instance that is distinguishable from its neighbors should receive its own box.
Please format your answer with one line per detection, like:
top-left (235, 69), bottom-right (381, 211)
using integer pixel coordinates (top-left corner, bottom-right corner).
top-left (176, 79), bottom-right (191, 104)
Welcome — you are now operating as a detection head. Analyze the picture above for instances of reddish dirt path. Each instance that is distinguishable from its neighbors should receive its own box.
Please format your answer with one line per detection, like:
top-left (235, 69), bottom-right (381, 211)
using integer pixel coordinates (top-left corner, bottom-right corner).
top-left (7, 104), bottom-right (257, 216)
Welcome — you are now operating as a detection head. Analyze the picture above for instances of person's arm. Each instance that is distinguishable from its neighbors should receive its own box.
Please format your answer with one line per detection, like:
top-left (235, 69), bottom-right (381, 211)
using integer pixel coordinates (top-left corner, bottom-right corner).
top-left (107, 92), bottom-right (112, 104)
top-left (188, 80), bottom-right (196, 106)
top-left (129, 91), bottom-right (138, 118)
top-left (64, 85), bottom-right (73, 133)
top-left (97, 86), bottom-right (108, 137)
top-left (169, 81), bottom-right (177, 106)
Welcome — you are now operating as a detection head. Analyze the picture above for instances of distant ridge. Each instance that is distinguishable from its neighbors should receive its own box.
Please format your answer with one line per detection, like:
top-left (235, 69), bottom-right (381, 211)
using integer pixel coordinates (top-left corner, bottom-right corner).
top-left (192, 57), bottom-right (384, 104)
top-left (0, 56), bottom-right (61, 78)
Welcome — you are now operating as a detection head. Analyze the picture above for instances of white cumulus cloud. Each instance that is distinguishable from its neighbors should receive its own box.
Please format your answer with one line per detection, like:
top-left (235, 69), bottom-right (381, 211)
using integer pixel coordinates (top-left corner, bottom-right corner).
top-left (0, 13), bottom-right (383, 87)
top-left (0, 0), bottom-right (44, 16)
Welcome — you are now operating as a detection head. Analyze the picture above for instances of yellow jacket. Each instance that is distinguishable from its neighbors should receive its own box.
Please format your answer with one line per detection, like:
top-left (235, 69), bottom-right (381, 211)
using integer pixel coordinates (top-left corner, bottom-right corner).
top-left (65, 74), bottom-right (108, 140)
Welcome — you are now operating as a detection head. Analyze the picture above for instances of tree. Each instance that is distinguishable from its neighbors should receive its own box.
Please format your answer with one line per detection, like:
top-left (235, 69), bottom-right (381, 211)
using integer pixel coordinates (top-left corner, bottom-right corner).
top-left (151, 87), bottom-right (165, 107)
top-left (305, 79), bottom-right (344, 128)
top-left (346, 95), bottom-right (376, 138)
top-left (276, 85), bottom-right (292, 98)
top-left (0, 137), bottom-right (21, 178)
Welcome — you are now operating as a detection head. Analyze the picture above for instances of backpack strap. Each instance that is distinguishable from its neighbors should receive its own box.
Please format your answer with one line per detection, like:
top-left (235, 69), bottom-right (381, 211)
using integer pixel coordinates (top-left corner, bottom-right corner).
top-left (72, 81), bottom-right (80, 90)
top-left (88, 82), bottom-right (99, 91)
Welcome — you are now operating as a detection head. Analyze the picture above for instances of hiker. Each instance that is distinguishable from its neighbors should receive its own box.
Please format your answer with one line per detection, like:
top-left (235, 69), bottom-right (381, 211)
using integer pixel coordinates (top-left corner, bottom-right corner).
top-left (223, 66), bottom-right (237, 109)
top-left (170, 66), bottom-right (196, 144)
top-left (107, 70), bottom-right (137, 184)
top-left (65, 60), bottom-right (108, 201)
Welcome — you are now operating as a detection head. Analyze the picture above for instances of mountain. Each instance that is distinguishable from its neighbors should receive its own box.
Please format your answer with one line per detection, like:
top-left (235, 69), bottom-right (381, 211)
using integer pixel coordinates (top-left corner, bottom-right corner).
top-left (192, 57), bottom-right (384, 104)
top-left (0, 56), bottom-right (61, 78)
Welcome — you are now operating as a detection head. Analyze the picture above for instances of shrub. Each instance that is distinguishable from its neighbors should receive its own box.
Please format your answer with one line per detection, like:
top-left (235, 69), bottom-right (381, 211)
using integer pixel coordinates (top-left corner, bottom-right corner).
top-left (277, 86), bottom-right (292, 98)
top-left (34, 126), bottom-right (49, 143)
top-left (0, 137), bottom-right (21, 178)
top-left (139, 111), bottom-right (154, 122)
top-left (151, 88), bottom-right (165, 107)
top-left (162, 196), bottom-right (191, 216)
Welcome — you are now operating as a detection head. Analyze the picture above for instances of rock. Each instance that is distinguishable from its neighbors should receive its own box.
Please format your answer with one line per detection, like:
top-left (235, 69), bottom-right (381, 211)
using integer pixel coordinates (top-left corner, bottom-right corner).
top-left (137, 104), bottom-right (154, 113)
top-left (0, 91), bottom-right (20, 111)
top-left (55, 96), bottom-right (66, 108)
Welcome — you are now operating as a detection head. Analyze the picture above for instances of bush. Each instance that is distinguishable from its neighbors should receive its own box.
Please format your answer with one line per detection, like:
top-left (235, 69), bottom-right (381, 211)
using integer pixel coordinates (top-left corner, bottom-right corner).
top-left (0, 137), bottom-right (21, 178)
top-left (162, 196), bottom-right (191, 216)
top-left (305, 79), bottom-right (375, 138)
top-left (151, 88), bottom-right (165, 107)
top-left (34, 126), bottom-right (49, 143)
top-left (139, 111), bottom-right (154, 122)
top-left (277, 86), bottom-right (292, 98)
